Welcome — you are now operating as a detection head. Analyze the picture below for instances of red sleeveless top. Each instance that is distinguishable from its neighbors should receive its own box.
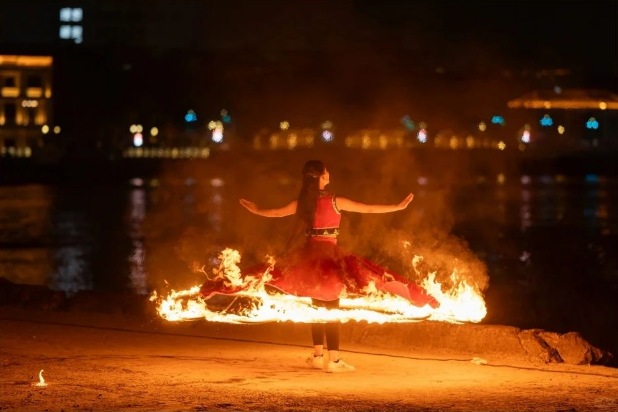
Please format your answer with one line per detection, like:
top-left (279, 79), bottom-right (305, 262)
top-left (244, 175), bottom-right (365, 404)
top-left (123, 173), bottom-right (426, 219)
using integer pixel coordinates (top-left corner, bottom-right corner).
top-left (310, 191), bottom-right (341, 243)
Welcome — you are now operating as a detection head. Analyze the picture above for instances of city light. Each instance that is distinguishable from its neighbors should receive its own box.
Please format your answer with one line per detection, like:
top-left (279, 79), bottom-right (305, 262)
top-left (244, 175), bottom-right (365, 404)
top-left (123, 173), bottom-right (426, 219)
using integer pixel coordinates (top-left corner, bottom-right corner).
top-left (540, 114), bottom-right (553, 127)
top-left (21, 100), bottom-right (39, 108)
top-left (150, 127), bottom-right (159, 136)
top-left (287, 133), bottom-right (298, 149)
top-left (123, 147), bottom-right (210, 159)
top-left (478, 121), bottom-right (487, 132)
top-left (136, 124), bottom-right (143, 133)
top-left (521, 130), bottom-right (531, 143)
top-left (498, 141), bottom-right (506, 150)
top-left (42, 125), bottom-right (49, 134)
top-left (417, 129), bottom-right (427, 143)
top-left (321, 120), bottom-right (333, 130)
top-left (599, 102), bottom-right (607, 110)
top-left (185, 110), bottom-right (197, 122)
top-left (53, 126), bottom-right (61, 134)
top-left (212, 128), bottom-right (224, 143)
top-left (280, 121), bottom-right (290, 130)
top-left (59, 7), bottom-right (83, 45)
top-left (586, 117), bottom-right (599, 130)
top-left (208, 121), bottom-right (217, 130)
top-left (60, 7), bottom-right (83, 22)
top-left (400, 115), bottom-right (416, 131)
top-left (491, 116), bottom-right (505, 125)
top-left (130, 124), bottom-right (137, 133)
top-left (466, 136), bottom-right (475, 149)
top-left (557, 125), bottom-right (565, 135)
top-left (133, 132), bottom-right (143, 147)
top-left (449, 136), bottom-right (458, 149)
top-left (322, 130), bottom-right (333, 142)
top-left (212, 121), bottom-right (224, 143)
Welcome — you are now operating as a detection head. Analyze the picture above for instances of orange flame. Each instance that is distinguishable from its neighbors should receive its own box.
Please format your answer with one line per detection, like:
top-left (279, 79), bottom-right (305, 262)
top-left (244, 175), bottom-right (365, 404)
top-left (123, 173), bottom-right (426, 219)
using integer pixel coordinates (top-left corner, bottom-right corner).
top-left (150, 248), bottom-right (487, 324)
top-left (32, 370), bottom-right (47, 387)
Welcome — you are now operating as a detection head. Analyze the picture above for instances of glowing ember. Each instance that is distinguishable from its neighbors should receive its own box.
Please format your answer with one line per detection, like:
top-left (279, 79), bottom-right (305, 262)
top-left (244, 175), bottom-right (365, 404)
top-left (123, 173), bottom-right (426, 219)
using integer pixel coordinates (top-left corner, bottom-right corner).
top-left (32, 370), bottom-right (47, 387)
top-left (151, 248), bottom-right (487, 325)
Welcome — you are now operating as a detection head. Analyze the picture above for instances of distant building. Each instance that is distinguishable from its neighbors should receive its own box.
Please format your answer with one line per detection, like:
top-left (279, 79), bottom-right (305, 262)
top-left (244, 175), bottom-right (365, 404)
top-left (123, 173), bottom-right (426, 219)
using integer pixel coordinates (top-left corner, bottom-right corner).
top-left (0, 55), bottom-right (54, 157)
top-left (507, 89), bottom-right (618, 150)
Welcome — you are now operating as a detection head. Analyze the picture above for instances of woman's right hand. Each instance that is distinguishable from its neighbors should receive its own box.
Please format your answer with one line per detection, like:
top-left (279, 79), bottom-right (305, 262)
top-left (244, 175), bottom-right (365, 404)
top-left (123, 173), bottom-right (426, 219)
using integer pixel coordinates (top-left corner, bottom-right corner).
top-left (397, 193), bottom-right (414, 210)
top-left (239, 199), bottom-right (259, 214)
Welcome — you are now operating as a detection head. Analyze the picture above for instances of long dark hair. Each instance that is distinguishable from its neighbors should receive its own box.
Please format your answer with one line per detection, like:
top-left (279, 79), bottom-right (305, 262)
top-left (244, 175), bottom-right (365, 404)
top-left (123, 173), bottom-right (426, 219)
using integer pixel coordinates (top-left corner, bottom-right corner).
top-left (285, 160), bottom-right (325, 250)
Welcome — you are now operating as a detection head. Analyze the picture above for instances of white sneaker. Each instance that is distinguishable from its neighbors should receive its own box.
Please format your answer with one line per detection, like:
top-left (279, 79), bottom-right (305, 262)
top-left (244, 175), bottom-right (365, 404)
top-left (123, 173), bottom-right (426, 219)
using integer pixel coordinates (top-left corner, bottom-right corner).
top-left (306, 355), bottom-right (324, 369)
top-left (326, 359), bottom-right (355, 373)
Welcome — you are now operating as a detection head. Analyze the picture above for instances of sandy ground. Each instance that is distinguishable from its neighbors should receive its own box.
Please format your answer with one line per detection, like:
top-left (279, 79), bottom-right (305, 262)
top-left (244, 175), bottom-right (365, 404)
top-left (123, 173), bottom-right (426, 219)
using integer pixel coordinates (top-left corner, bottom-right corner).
top-left (1, 311), bottom-right (617, 412)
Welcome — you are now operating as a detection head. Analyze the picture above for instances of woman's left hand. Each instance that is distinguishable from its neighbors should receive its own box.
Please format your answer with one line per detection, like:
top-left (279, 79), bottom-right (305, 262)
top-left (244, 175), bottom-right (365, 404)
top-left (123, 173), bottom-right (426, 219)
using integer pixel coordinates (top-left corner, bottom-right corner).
top-left (239, 198), bottom-right (259, 213)
top-left (397, 193), bottom-right (414, 210)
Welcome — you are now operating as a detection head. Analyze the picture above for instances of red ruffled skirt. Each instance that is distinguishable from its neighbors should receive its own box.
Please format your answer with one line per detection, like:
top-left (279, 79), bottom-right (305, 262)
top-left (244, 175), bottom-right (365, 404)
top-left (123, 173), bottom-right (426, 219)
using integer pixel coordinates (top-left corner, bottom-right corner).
top-left (200, 238), bottom-right (439, 309)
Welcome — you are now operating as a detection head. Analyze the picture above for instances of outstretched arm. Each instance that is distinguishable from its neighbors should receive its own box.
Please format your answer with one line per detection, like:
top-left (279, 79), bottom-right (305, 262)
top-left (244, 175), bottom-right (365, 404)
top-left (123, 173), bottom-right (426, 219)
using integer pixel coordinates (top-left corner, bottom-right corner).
top-left (239, 199), bottom-right (297, 217)
top-left (336, 193), bottom-right (413, 213)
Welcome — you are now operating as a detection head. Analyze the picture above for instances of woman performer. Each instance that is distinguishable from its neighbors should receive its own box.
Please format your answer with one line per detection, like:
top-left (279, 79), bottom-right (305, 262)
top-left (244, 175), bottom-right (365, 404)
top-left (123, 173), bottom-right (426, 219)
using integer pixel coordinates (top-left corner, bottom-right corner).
top-left (231, 160), bottom-right (439, 373)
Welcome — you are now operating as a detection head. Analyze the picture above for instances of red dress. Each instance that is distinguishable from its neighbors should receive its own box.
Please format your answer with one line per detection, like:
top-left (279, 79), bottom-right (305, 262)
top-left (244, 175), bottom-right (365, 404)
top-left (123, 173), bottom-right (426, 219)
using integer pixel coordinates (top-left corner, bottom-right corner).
top-left (201, 192), bottom-right (439, 308)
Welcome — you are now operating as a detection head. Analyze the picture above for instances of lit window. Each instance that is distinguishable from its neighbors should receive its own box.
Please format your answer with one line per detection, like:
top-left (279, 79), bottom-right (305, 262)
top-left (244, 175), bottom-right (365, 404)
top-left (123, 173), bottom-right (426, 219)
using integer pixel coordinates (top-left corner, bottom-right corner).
top-left (59, 25), bottom-right (72, 39)
top-left (71, 26), bottom-right (83, 43)
top-left (60, 7), bottom-right (83, 22)
top-left (60, 8), bottom-right (72, 21)
top-left (71, 8), bottom-right (83, 22)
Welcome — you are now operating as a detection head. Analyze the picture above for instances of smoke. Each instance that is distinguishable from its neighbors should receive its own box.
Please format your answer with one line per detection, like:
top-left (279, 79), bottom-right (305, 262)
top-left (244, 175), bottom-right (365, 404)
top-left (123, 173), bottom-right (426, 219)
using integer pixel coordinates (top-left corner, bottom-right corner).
top-left (143, 147), bottom-right (490, 295)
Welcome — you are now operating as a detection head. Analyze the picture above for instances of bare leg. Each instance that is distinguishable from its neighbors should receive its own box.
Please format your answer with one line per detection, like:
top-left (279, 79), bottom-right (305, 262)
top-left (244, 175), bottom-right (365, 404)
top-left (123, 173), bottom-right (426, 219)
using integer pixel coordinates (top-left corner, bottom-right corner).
top-left (314, 344), bottom-right (324, 357)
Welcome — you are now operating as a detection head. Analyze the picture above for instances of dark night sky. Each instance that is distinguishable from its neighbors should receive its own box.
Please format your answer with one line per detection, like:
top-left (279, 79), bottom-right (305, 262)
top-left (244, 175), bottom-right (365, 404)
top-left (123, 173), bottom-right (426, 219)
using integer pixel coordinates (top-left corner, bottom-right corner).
top-left (0, 0), bottom-right (616, 138)
top-left (1, 0), bottom-right (616, 75)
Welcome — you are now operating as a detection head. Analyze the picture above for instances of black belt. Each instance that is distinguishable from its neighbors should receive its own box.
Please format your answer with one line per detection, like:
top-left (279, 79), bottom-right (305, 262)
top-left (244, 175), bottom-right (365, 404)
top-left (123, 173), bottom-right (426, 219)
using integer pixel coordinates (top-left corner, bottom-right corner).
top-left (306, 227), bottom-right (340, 237)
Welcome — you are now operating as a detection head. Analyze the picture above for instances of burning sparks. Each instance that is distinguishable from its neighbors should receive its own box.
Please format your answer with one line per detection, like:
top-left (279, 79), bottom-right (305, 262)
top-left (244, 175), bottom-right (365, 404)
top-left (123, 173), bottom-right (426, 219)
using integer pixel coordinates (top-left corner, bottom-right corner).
top-left (32, 370), bottom-right (47, 387)
top-left (151, 248), bottom-right (487, 325)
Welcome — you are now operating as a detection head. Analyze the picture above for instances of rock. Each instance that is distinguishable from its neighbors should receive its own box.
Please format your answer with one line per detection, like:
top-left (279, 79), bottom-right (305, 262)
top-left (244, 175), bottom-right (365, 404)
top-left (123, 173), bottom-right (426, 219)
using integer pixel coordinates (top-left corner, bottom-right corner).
top-left (0, 278), bottom-right (67, 311)
top-left (538, 331), bottom-right (560, 348)
top-left (518, 329), bottom-right (562, 363)
top-left (0, 277), bottom-right (19, 305)
top-left (353, 322), bottom-right (527, 360)
top-left (556, 332), bottom-right (605, 365)
top-left (68, 291), bottom-right (115, 313)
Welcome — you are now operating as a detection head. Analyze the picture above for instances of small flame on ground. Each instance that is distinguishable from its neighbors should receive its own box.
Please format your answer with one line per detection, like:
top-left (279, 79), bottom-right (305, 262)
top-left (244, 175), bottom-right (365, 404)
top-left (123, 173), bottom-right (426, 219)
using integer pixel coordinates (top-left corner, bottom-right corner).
top-left (151, 248), bottom-right (487, 325)
top-left (32, 369), bottom-right (47, 387)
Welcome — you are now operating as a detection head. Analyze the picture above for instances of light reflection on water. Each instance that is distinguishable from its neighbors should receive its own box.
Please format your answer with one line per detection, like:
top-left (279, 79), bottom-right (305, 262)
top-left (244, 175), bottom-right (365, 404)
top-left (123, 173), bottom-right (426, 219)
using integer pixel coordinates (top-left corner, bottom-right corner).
top-left (0, 174), bottom-right (615, 296)
top-left (128, 186), bottom-right (147, 295)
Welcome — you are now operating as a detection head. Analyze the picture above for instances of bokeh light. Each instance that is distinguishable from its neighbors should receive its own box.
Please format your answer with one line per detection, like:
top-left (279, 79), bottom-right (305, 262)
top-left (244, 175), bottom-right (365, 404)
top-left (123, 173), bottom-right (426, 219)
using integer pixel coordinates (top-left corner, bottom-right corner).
top-left (586, 117), bottom-right (599, 130)
top-left (540, 114), bottom-right (553, 127)
top-left (133, 132), bottom-right (143, 147)
top-left (417, 129), bottom-right (427, 143)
